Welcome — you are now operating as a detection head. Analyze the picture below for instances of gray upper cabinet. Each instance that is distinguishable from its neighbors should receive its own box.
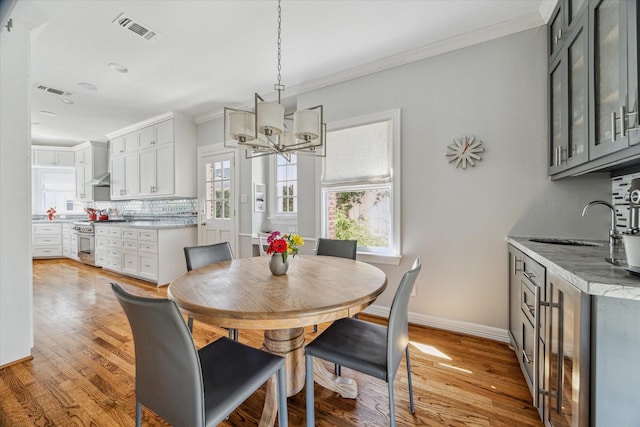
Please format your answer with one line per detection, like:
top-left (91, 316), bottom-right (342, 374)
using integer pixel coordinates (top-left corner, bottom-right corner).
top-left (548, 0), bottom-right (640, 179)
top-left (589, 0), bottom-right (629, 159)
top-left (548, 3), bottom-right (589, 174)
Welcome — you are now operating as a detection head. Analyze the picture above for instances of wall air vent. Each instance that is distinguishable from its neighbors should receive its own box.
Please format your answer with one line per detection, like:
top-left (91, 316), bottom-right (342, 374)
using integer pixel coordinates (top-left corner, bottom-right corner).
top-left (112, 13), bottom-right (161, 42)
top-left (34, 84), bottom-right (72, 97)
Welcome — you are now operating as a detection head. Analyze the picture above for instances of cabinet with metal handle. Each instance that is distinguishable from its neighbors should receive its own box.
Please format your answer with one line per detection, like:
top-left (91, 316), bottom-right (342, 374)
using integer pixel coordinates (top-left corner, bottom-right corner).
top-left (542, 271), bottom-right (590, 427)
top-left (508, 244), bottom-right (545, 417)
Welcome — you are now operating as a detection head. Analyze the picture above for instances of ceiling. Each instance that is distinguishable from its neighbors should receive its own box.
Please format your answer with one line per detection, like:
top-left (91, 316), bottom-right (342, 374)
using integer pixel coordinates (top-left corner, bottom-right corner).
top-left (12, 0), bottom-right (555, 147)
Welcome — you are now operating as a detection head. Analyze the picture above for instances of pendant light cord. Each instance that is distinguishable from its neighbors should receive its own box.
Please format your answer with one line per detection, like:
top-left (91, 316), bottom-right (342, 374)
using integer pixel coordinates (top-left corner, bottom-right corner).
top-left (275, 0), bottom-right (284, 103)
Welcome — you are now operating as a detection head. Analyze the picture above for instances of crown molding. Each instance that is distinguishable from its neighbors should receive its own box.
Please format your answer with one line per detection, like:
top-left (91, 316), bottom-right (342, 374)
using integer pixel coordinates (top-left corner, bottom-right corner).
top-left (105, 111), bottom-right (193, 139)
top-left (195, 11), bottom-right (545, 125)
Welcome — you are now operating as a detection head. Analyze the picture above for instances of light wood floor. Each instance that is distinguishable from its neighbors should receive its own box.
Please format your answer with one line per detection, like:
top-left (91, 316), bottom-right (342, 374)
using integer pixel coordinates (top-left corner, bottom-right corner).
top-left (0, 259), bottom-right (542, 426)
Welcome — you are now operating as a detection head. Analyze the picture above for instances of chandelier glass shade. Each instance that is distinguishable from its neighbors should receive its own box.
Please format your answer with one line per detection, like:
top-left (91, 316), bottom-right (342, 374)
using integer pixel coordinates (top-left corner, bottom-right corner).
top-left (223, 0), bottom-right (326, 161)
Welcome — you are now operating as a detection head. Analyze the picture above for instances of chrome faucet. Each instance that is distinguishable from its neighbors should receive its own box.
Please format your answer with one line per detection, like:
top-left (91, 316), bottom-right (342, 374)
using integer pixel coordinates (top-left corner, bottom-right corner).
top-left (582, 200), bottom-right (622, 247)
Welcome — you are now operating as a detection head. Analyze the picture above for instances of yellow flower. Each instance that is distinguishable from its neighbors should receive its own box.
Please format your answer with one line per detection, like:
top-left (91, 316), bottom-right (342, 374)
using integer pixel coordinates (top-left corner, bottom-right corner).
top-left (291, 234), bottom-right (304, 247)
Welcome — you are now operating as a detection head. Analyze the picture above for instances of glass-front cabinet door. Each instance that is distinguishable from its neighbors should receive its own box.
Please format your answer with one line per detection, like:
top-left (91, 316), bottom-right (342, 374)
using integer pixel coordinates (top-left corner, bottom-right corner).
top-left (589, 0), bottom-right (629, 159)
top-left (549, 12), bottom-right (588, 174)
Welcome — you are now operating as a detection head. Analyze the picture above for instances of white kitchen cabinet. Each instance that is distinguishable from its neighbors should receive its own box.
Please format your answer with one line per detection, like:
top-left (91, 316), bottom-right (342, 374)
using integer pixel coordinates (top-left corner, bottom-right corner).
top-left (107, 112), bottom-right (196, 200)
top-left (32, 147), bottom-right (75, 167)
top-left (110, 131), bottom-right (138, 158)
top-left (96, 224), bottom-right (195, 285)
top-left (62, 222), bottom-right (78, 260)
top-left (138, 143), bottom-right (175, 197)
top-left (138, 119), bottom-right (174, 150)
top-left (32, 222), bottom-right (62, 258)
top-left (110, 152), bottom-right (138, 199)
top-left (74, 141), bottom-right (110, 202)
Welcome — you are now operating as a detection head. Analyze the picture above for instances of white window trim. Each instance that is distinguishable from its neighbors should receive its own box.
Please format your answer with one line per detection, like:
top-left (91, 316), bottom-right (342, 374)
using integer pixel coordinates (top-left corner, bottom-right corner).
top-left (318, 109), bottom-right (401, 266)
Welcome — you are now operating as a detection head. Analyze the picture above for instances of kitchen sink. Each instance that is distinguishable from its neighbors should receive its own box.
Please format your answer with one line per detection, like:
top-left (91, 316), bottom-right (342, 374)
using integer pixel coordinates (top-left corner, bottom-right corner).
top-left (529, 238), bottom-right (604, 247)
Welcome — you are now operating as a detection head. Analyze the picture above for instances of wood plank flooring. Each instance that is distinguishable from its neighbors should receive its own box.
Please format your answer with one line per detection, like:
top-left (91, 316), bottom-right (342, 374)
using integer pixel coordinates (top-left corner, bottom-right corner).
top-left (0, 259), bottom-right (542, 426)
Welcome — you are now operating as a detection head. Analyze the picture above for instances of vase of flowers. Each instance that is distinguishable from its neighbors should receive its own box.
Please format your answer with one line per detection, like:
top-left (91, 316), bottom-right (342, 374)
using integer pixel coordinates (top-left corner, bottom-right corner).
top-left (46, 207), bottom-right (56, 220)
top-left (266, 231), bottom-right (304, 275)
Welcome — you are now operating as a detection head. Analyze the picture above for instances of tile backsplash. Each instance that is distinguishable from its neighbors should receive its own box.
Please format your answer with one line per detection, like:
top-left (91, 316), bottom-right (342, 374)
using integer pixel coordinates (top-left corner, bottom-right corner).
top-left (612, 174), bottom-right (640, 231)
top-left (92, 198), bottom-right (197, 218)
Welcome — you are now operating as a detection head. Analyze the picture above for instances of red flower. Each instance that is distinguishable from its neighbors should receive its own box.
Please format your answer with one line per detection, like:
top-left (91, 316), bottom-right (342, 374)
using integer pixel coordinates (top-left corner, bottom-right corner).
top-left (267, 239), bottom-right (288, 254)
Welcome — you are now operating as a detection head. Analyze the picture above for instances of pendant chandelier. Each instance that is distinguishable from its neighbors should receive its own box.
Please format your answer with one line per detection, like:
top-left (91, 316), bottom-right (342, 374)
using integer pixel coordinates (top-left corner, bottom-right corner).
top-left (223, 0), bottom-right (326, 161)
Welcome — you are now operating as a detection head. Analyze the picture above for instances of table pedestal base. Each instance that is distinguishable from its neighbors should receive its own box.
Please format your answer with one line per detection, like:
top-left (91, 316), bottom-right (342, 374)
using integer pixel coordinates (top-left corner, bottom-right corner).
top-left (259, 328), bottom-right (359, 426)
top-left (311, 358), bottom-right (358, 398)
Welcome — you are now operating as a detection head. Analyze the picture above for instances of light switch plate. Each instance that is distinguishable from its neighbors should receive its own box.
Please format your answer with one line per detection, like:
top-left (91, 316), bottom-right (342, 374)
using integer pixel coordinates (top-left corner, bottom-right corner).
top-left (240, 194), bottom-right (247, 203)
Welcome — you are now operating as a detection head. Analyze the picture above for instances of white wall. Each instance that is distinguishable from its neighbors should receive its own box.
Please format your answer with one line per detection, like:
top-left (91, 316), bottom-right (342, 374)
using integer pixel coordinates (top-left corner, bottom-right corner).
top-left (197, 26), bottom-right (612, 339)
top-left (0, 15), bottom-right (33, 366)
top-left (295, 26), bottom-right (610, 338)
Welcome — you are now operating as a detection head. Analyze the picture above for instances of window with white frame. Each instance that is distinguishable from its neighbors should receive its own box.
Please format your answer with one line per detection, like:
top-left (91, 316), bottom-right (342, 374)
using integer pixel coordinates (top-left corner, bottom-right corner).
top-left (275, 153), bottom-right (297, 214)
top-left (321, 110), bottom-right (400, 257)
top-left (32, 168), bottom-right (77, 214)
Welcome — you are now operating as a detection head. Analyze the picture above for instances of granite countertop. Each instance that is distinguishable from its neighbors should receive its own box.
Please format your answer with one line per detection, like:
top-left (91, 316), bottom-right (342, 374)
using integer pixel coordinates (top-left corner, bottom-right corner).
top-left (94, 220), bottom-right (196, 229)
top-left (32, 218), bottom-right (196, 229)
top-left (507, 236), bottom-right (640, 300)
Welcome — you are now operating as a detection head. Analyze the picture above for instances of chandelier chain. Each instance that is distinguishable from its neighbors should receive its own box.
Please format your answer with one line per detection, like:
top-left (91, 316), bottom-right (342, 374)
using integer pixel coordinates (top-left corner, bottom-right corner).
top-left (277, 0), bottom-right (282, 90)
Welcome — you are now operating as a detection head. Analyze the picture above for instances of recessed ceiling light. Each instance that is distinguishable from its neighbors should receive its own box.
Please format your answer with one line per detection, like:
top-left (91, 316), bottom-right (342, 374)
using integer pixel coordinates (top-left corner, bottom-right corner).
top-left (40, 111), bottom-right (57, 117)
top-left (108, 62), bottom-right (128, 73)
top-left (60, 99), bottom-right (74, 105)
top-left (78, 82), bottom-right (98, 91)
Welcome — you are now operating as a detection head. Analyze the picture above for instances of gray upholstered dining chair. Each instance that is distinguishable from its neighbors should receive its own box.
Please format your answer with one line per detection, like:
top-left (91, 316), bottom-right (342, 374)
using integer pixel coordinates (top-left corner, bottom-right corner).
top-left (314, 238), bottom-right (358, 333)
top-left (111, 283), bottom-right (288, 427)
top-left (183, 242), bottom-right (237, 340)
top-left (304, 257), bottom-right (422, 427)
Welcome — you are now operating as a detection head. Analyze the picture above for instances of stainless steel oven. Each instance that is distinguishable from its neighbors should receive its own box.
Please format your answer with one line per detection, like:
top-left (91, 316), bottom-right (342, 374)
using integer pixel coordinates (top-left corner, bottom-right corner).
top-left (73, 222), bottom-right (96, 266)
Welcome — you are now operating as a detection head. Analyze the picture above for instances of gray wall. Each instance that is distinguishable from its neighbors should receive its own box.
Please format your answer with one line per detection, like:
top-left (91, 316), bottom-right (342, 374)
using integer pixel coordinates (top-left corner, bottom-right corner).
top-left (295, 26), bottom-right (611, 336)
top-left (197, 26), bottom-right (612, 338)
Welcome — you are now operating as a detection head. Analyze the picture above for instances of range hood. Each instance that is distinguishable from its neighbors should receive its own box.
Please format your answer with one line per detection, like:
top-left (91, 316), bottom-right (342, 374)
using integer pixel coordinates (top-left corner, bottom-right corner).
top-left (89, 172), bottom-right (110, 186)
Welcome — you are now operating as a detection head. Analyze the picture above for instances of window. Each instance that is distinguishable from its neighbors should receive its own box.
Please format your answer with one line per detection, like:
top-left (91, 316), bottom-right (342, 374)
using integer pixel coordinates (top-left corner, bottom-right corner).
top-left (205, 160), bottom-right (231, 220)
top-left (322, 110), bottom-right (400, 260)
top-left (275, 154), bottom-right (297, 214)
top-left (32, 168), bottom-right (76, 214)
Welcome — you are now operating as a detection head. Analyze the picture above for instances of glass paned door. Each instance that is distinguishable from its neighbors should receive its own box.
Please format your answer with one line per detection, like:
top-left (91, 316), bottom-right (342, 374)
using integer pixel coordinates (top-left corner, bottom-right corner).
top-left (205, 159), bottom-right (232, 220)
top-left (199, 151), bottom-right (235, 251)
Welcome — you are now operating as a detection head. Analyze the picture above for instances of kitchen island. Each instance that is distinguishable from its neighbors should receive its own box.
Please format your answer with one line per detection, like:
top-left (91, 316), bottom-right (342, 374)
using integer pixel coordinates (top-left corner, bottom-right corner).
top-left (95, 221), bottom-right (196, 286)
top-left (507, 236), bottom-right (640, 427)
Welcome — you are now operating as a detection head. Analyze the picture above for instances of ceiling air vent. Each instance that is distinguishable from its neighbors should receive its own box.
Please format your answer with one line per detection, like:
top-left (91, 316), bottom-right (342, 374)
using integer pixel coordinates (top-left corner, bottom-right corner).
top-left (112, 13), bottom-right (161, 42)
top-left (34, 84), bottom-right (72, 97)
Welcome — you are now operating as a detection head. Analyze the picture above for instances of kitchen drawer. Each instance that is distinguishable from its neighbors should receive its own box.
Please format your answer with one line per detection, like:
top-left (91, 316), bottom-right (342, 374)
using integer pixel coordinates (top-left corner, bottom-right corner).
top-left (122, 229), bottom-right (138, 240)
top-left (138, 253), bottom-right (158, 281)
top-left (122, 250), bottom-right (138, 275)
top-left (95, 249), bottom-right (108, 267)
top-left (32, 223), bottom-right (61, 234)
top-left (95, 227), bottom-right (109, 236)
top-left (122, 238), bottom-right (137, 251)
top-left (108, 227), bottom-right (122, 237)
top-left (521, 317), bottom-right (535, 394)
top-left (33, 235), bottom-right (62, 246)
top-left (108, 255), bottom-right (122, 271)
top-left (95, 237), bottom-right (108, 250)
top-left (62, 247), bottom-right (71, 257)
top-left (521, 277), bottom-right (537, 326)
top-left (33, 246), bottom-right (62, 257)
top-left (138, 229), bottom-right (157, 241)
top-left (138, 240), bottom-right (158, 253)
top-left (108, 238), bottom-right (122, 249)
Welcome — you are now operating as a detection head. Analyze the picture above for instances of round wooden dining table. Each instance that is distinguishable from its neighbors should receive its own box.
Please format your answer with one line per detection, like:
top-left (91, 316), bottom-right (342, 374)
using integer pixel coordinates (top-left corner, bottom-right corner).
top-left (168, 254), bottom-right (387, 426)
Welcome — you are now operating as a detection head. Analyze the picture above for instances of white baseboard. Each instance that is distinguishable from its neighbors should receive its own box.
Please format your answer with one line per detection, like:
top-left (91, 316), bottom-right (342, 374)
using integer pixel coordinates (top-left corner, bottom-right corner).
top-left (363, 304), bottom-right (510, 343)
